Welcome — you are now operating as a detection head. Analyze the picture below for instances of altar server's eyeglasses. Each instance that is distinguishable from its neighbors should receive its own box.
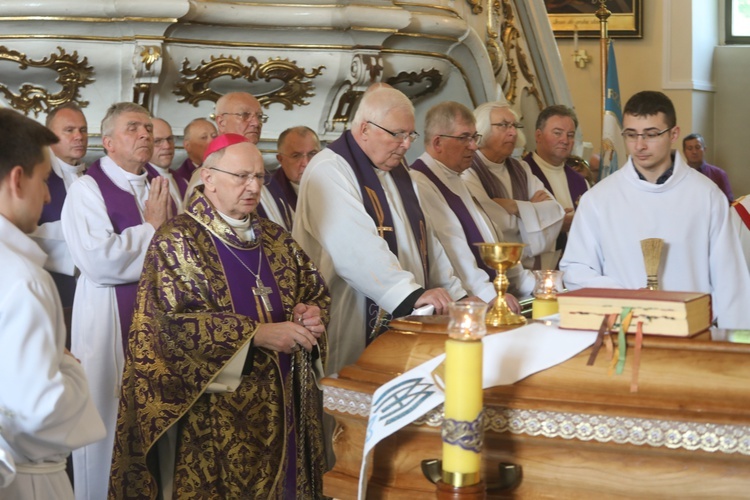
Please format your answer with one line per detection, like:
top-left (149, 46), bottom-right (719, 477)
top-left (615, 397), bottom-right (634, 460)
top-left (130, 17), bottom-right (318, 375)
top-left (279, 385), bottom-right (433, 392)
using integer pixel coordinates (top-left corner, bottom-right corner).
top-left (220, 112), bottom-right (269, 124)
top-left (438, 132), bottom-right (483, 144)
top-left (491, 121), bottom-right (523, 130)
top-left (621, 127), bottom-right (673, 143)
top-left (367, 121), bottom-right (420, 143)
top-left (209, 166), bottom-right (270, 185)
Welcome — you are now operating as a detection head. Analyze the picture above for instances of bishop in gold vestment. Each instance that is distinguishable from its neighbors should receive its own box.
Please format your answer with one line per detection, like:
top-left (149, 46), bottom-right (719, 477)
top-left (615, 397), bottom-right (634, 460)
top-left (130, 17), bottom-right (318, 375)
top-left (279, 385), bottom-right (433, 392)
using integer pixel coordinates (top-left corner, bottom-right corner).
top-left (109, 135), bottom-right (329, 499)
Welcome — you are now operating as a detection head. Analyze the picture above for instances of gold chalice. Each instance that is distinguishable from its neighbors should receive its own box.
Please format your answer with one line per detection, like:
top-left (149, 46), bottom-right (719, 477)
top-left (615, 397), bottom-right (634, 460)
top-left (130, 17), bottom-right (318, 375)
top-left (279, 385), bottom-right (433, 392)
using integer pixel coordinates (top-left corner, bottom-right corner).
top-left (475, 242), bottom-right (527, 326)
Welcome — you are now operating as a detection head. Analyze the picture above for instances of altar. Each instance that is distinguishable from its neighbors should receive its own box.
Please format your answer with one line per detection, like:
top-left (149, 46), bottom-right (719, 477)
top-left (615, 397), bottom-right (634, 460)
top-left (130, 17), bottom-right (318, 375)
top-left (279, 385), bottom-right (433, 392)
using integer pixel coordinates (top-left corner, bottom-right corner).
top-left (322, 318), bottom-right (750, 498)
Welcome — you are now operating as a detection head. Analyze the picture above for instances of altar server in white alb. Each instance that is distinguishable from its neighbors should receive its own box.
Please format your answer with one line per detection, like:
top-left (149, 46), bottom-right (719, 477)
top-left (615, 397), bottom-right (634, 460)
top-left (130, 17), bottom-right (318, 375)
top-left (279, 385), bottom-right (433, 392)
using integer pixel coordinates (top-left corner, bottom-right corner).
top-left (0, 108), bottom-right (105, 500)
top-left (410, 101), bottom-right (534, 304)
top-left (61, 102), bottom-right (172, 500)
top-left (560, 91), bottom-right (750, 328)
top-left (466, 101), bottom-right (565, 269)
top-left (731, 195), bottom-right (750, 270)
top-left (293, 86), bottom-right (467, 376)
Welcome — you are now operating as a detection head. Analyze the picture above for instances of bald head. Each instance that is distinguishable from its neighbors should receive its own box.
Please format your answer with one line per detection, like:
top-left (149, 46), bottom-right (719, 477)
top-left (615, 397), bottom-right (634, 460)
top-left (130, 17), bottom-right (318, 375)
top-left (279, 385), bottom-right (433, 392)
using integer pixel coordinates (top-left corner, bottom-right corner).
top-left (215, 92), bottom-right (265, 144)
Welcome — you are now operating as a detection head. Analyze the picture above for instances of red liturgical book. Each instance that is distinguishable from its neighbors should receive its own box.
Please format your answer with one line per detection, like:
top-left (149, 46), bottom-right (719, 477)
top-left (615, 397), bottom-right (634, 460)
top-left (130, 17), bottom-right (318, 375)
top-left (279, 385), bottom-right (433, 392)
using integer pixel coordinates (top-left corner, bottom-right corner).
top-left (557, 288), bottom-right (712, 337)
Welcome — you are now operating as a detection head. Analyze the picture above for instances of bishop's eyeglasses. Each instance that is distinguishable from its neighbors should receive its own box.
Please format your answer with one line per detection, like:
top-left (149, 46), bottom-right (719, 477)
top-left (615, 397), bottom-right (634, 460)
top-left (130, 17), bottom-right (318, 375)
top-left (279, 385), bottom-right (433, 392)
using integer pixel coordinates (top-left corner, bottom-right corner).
top-left (621, 127), bottom-right (673, 143)
top-left (209, 166), bottom-right (270, 185)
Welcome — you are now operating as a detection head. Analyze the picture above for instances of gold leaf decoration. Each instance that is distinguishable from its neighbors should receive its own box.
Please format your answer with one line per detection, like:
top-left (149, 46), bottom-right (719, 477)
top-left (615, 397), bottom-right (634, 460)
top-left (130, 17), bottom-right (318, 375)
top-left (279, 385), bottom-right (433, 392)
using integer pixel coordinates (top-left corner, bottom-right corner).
top-left (174, 55), bottom-right (325, 110)
top-left (0, 46), bottom-right (94, 116)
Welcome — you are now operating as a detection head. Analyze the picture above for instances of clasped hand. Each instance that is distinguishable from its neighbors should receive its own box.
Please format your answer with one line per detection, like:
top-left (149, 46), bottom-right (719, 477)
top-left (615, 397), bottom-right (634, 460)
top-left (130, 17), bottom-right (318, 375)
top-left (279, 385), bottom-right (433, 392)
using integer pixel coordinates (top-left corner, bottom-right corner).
top-left (253, 303), bottom-right (324, 354)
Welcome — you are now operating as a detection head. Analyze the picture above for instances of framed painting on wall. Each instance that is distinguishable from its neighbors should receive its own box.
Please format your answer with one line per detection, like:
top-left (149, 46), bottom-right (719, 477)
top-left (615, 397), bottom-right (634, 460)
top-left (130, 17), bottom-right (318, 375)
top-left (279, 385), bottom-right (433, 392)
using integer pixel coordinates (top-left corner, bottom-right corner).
top-left (545, 0), bottom-right (643, 39)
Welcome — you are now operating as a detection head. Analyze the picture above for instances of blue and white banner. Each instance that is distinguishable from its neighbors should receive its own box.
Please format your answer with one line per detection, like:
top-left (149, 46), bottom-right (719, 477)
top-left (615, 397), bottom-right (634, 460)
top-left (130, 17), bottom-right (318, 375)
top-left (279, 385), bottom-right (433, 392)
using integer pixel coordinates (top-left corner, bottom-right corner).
top-left (599, 39), bottom-right (627, 181)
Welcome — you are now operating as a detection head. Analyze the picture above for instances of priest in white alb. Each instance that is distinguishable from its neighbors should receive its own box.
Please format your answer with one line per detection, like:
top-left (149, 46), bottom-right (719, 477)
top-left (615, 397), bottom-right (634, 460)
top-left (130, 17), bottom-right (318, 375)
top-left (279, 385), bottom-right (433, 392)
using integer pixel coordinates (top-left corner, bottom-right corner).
top-left (293, 86), bottom-right (468, 377)
top-left (466, 101), bottom-right (565, 269)
top-left (61, 102), bottom-right (172, 500)
top-left (410, 101), bottom-right (534, 303)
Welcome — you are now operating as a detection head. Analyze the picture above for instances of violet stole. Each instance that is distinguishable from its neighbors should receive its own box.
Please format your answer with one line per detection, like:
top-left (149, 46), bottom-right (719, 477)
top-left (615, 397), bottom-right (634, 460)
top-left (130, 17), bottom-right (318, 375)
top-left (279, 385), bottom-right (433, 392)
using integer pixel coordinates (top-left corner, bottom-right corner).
top-left (410, 159), bottom-right (496, 279)
top-left (327, 131), bottom-right (430, 341)
top-left (39, 170), bottom-right (77, 308)
top-left (87, 159), bottom-right (158, 353)
top-left (211, 234), bottom-right (297, 495)
top-left (262, 173), bottom-right (294, 230)
top-left (523, 153), bottom-right (588, 205)
top-left (272, 167), bottom-right (298, 211)
top-left (470, 154), bottom-right (530, 202)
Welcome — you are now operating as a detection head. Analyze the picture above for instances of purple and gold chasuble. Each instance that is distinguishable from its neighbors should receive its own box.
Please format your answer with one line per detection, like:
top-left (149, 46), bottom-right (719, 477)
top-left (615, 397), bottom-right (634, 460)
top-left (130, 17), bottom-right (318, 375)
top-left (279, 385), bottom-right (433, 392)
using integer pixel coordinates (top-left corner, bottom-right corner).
top-left (109, 189), bottom-right (329, 499)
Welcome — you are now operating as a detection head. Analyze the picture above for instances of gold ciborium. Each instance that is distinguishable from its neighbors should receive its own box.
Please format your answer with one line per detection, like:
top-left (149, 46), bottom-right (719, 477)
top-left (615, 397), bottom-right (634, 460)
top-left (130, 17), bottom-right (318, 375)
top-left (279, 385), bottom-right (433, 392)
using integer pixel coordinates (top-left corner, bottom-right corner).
top-left (475, 242), bottom-right (527, 326)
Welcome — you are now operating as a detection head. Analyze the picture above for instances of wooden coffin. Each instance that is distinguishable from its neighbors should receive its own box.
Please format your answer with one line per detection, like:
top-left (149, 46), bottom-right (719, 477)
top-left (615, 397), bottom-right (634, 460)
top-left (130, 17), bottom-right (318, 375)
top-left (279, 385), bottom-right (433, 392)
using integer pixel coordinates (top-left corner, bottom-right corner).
top-left (322, 317), bottom-right (750, 499)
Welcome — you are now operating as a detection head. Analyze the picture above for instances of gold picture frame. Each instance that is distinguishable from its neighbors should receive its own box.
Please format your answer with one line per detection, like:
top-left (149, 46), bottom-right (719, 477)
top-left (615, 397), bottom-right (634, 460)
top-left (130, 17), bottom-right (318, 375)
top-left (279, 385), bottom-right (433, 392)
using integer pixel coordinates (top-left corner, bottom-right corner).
top-left (546, 0), bottom-right (643, 39)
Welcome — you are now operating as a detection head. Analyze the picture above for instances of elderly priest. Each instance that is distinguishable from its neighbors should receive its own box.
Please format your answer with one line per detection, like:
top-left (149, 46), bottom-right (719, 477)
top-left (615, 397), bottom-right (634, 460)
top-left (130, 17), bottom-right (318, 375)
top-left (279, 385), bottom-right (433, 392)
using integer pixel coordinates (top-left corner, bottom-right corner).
top-left (109, 134), bottom-right (330, 499)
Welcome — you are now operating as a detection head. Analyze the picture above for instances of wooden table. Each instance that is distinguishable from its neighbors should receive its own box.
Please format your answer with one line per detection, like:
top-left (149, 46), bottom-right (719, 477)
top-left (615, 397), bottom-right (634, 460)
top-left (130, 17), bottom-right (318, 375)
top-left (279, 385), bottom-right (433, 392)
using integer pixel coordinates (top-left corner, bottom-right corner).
top-left (322, 318), bottom-right (750, 499)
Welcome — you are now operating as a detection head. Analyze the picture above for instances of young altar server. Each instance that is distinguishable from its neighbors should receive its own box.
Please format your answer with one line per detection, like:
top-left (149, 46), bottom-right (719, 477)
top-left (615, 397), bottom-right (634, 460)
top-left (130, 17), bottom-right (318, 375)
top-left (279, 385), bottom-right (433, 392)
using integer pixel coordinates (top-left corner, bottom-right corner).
top-left (0, 108), bottom-right (105, 499)
top-left (560, 91), bottom-right (750, 328)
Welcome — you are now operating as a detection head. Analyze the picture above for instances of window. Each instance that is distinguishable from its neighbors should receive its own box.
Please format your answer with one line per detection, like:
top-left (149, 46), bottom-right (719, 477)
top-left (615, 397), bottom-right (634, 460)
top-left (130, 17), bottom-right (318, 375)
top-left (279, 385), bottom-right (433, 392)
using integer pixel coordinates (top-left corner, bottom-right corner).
top-left (727, 0), bottom-right (750, 44)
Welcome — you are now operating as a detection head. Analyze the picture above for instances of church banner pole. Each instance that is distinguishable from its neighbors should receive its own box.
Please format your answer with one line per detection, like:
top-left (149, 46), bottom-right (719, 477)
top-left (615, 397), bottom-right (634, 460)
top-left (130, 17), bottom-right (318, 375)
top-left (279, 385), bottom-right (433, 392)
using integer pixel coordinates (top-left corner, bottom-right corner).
top-left (595, 1), bottom-right (612, 137)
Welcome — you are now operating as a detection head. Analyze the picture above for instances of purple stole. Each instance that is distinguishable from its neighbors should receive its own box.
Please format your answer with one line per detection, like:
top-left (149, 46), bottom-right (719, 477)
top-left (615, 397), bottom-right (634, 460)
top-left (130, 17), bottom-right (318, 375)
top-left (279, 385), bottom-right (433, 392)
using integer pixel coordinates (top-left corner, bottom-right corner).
top-left (272, 168), bottom-right (298, 211)
top-left (257, 173), bottom-right (294, 230)
top-left (470, 154), bottom-right (530, 201)
top-left (523, 153), bottom-right (588, 207)
top-left (87, 159), bottom-right (157, 352)
top-left (328, 131), bottom-right (430, 343)
top-left (39, 170), bottom-right (77, 309)
top-left (411, 159), bottom-right (495, 279)
top-left (211, 229), bottom-right (296, 495)
top-left (174, 157), bottom-right (197, 183)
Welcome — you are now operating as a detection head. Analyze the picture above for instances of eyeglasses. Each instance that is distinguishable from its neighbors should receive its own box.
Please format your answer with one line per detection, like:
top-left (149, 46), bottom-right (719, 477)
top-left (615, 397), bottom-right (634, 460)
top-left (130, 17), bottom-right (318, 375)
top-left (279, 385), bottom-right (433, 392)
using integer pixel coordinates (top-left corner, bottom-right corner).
top-left (153, 136), bottom-right (175, 147)
top-left (220, 112), bottom-right (268, 124)
top-left (279, 151), bottom-right (319, 162)
top-left (438, 132), bottom-right (482, 144)
top-left (367, 121), bottom-right (420, 142)
top-left (621, 127), bottom-right (673, 142)
top-left (209, 166), bottom-right (269, 185)
top-left (491, 121), bottom-right (523, 130)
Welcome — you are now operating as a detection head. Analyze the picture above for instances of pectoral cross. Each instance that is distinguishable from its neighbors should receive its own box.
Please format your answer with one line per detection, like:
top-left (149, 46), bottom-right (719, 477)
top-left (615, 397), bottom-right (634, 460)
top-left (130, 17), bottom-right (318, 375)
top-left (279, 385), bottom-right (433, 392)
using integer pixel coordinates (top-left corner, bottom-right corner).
top-left (253, 277), bottom-right (274, 312)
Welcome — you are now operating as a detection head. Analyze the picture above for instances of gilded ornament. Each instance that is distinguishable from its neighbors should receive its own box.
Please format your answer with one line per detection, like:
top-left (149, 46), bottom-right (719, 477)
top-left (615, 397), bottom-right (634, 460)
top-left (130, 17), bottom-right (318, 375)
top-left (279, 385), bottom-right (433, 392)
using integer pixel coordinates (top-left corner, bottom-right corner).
top-left (0, 46), bottom-right (94, 116)
top-left (174, 55), bottom-right (325, 110)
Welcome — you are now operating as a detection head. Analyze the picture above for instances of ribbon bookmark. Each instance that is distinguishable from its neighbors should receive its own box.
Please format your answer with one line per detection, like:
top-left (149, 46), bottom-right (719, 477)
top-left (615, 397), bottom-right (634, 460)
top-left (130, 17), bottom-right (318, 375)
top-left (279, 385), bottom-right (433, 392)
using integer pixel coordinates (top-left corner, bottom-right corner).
top-left (630, 321), bottom-right (644, 392)
top-left (615, 307), bottom-right (633, 375)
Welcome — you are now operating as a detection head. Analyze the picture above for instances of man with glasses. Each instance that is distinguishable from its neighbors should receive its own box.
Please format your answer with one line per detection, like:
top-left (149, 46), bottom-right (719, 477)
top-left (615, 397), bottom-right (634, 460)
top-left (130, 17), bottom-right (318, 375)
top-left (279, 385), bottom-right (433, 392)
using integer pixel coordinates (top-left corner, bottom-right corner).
top-left (293, 86), bottom-right (467, 377)
top-left (110, 133), bottom-right (329, 498)
top-left (149, 117), bottom-right (187, 213)
top-left (410, 101), bottom-right (533, 305)
top-left (560, 91), bottom-right (750, 328)
top-left (524, 104), bottom-right (588, 252)
top-left (466, 101), bottom-right (565, 269)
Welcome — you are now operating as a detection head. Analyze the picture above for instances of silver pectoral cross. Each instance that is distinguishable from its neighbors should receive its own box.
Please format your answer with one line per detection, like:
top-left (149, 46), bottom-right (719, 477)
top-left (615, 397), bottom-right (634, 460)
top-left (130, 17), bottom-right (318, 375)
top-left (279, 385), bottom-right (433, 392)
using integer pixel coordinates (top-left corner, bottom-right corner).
top-left (253, 277), bottom-right (274, 312)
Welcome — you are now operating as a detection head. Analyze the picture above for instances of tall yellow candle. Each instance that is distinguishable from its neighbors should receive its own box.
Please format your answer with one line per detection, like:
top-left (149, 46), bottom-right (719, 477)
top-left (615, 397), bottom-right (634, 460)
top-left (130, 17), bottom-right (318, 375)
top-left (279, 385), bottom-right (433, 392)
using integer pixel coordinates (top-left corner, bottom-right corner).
top-left (442, 301), bottom-right (486, 487)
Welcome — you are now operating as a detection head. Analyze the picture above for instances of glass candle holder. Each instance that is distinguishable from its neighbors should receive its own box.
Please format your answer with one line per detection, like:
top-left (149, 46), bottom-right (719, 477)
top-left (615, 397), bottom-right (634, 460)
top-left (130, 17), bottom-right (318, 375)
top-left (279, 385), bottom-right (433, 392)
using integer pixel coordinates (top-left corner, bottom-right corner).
top-left (531, 270), bottom-right (564, 319)
top-left (442, 301), bottom-right (486, 486)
